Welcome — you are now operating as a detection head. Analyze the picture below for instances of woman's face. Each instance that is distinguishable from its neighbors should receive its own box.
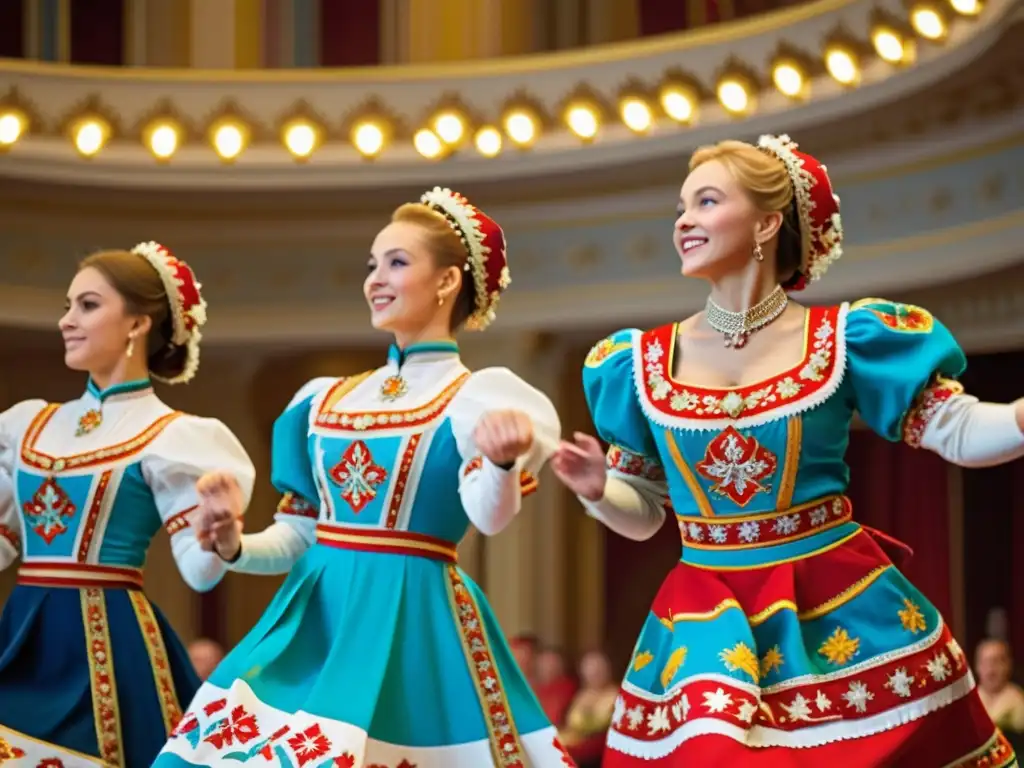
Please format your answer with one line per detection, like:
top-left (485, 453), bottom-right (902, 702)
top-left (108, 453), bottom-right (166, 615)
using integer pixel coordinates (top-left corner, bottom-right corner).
top-left (59, 267), bottom-right (146, 375)
top-left (579, 651), bottom-right (611, 688)
top-left (364, 221), bottom-right (457, 339)
top-left (674, 159), bottom-right (768, 281)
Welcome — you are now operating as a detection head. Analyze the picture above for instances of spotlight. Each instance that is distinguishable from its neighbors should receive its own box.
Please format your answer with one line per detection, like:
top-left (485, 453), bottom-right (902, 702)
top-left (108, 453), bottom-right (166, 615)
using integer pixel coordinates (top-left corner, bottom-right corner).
top-left (503, 108), bottom-right (538, 147)
top-left (871, 25), bottom-right (911, 63)
top-left (716, 75), bottom-right (753, 115)
top-left (352, 120), bottom-right (386, 158)
top-left (911, 3), bottom-right (948, 39)
top-left (658, 84), bottom-right (697, 123)
top-left (565, 102), bottom-right (599, 141)
top-left (474, 126), bottom-right (502, 157)
top-left (771, 59), bottom-right (807, 99)
top-left (620, 97), bottom-right (653, 133)
top-left (413, 128), bottom-right (444, 159)
top-left (145, 120), bottom-right (181, 160)
top-left (283, 119), bottom-right (320, 160)
top-left (950, 0), bottom-right (982, 15)
top-left (824, 44), bottom-right (860, 85)
top-left (73, 117), bottom-right (110, 157)
top-left (433, 110), bottom-right (466, 146)
top-left (211, 119), bottom-right (248, 161)
top-left (0, 109), bottom-right (26, 146)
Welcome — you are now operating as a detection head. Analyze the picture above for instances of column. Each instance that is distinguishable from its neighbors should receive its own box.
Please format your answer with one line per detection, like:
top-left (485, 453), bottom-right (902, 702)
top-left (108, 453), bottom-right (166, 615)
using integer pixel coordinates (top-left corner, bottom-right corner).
top-left (32, 0), bottom-right (69, 61)
top-left (291, 0), bottom-right (318, 67)
top-left (584, 0), bottom-right (640, 45)
top-left (551, 0), bottom-right (584, 50)
top-left (233, 0), bottom-right (263, 68)
top-left (401, 0), bottom-right (491, 62)
top-left (461, 331), bottom-right (571, 646)
top-left (124, 0), bottom-right (147, 65)
top-left (190, 0), bottom-right (235, 68)
top-left (143, 0), bottom-right (190, 66)
top-left (262, 0), bottom-right (291, 68)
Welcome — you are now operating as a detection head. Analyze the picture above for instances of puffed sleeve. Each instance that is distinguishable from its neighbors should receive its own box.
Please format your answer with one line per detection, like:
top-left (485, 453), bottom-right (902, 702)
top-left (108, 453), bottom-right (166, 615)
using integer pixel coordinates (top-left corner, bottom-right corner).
top-left (228, 377), bottom-right (333, 575)
top-left (447, 367), bottom-right (561, 536)
top-left (143, 414), bottom-right (255, 592)
top-left (846, 298), bottom-right (1024, 466)
top-left (0, 400), bottom-right (47, 571)
top-left (580, 330), bottom-right (669, 541)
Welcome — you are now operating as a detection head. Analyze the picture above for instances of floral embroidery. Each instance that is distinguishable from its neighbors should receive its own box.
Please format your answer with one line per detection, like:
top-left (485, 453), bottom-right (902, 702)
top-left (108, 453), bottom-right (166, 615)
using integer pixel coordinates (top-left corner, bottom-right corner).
top-left (379, 375), bottom-right (409, 402)
top-left (76, 408), bottom-right (103, 437)
top-left (947, 730), bottom-right (1016, 768)
top-left (660, 647), bottom-right (687, 689)
top-left (585, 337), bottom-right (629, 367)
top-left (819, 627), bottom-right (860, 666)
top-left (679, 496), bottom-right (850, 548)
top-left (81, 588), bottom-right (123, 765)
top-left (606, 444), bottom-right (665, 482)
top-left (22, 477), bottom-right (77, 544)
top-left (719, 642), bottom-right (760, 683)
top-left (903, 376), bottom-right (964, 447)
top-left (611, 623), bottom-right (972, 744)
top-left (0, 524), bottom-right (20, 552)
top-left (328, 441), bottom-right (389, 514)
top-left (317, 372), bottom-right (469, 432)
top-left (760, 645), bottom-right (785, 678)
top-left (0, 737), bottom-right (25, 763)
top-left (694, 427), bottom-right (777, 507)
top-left (852, 299), bottom-right (934, 333)
top-left (898, 598), bottom-right (928, 634)
top-left (638, 306), bottom-right (839, 422)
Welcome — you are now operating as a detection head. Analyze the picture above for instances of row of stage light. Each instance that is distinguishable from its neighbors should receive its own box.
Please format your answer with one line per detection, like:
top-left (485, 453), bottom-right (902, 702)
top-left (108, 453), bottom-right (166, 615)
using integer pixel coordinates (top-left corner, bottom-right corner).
top-left (0, 0), bottom-right (981, 163)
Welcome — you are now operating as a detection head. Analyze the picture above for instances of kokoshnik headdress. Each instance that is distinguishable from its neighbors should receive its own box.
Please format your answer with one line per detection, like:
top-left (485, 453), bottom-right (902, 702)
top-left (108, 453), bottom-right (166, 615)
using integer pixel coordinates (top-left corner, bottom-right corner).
top-left (756, 134), bottom-right (844, 290)
top-left (130, 241), bottom-right (208, 384)
top-left (419, 187), bottom-right (511, 331)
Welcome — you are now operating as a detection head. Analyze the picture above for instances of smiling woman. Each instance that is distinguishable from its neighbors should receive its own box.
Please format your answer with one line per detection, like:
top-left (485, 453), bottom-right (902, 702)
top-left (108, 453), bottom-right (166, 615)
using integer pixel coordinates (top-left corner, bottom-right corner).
top-left (0, 243), bottom-right (255, 767)
top-left (151, 189), bottom-right (571, 768)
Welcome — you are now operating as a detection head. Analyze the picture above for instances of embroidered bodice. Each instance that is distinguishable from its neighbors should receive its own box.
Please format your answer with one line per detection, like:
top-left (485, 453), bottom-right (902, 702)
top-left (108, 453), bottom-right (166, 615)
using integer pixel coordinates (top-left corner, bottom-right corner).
top-left (0, 378), bottom-right (256, 591)
top-left (231, 341), bottom-right (560, 574)
top-left (583, 299), bottom-right (965, 534)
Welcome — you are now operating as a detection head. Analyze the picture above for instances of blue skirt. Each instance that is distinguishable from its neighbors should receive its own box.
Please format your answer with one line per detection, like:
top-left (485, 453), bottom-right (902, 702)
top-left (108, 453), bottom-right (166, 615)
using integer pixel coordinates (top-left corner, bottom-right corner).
top-left (154, 543), bottom-right (573, 767)
top-left (0, 583), bottom-right (200, 767)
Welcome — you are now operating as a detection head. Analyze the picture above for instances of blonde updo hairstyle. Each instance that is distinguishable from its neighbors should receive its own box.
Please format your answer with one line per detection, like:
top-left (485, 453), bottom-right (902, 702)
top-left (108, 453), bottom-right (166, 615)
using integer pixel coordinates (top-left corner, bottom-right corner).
top-left (390, 202), bottom-right (476, 331)
top-left (79, 249), bottom-right (189, 381)
top-left (689, 140), bottom-right (803, 287)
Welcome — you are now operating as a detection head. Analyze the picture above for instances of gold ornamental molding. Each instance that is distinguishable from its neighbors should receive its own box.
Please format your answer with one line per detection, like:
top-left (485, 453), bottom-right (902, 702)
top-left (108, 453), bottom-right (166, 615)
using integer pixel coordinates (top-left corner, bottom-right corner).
top-left (0, 0), bottom-right (1017, 190)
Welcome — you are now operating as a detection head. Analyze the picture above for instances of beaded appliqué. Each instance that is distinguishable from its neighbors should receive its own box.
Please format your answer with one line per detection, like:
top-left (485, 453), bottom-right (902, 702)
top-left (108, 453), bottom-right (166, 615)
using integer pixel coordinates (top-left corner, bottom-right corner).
top-left (379, 374), bottom-right (409, 402)
top-left (76, 408), bottom-right (103, 437)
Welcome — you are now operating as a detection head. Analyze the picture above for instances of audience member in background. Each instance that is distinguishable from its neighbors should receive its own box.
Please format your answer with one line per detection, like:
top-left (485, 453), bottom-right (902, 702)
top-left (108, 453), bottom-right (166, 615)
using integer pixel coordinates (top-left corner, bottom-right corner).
top-left (536, 645), bottom-right (578, 726)
top-left (187, 637), bottom-right (224, 681)
top-left (977, 638), bottom-right (1024, 734)
top-left (510, 632), bottom-right (540, 687)
top-left (561, 650), bottom-right (619, 768)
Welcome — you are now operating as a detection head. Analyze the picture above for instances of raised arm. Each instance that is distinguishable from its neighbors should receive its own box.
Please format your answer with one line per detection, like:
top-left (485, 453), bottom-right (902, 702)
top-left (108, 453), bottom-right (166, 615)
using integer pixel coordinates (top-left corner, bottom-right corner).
top-left (448, 367), bottom-right (561, 536)
top-left (144, 414), bottom-right (256, 592)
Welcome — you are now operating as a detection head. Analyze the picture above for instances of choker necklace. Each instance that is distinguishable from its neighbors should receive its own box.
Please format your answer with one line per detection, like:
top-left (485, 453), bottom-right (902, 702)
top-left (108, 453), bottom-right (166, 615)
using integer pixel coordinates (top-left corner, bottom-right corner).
top-left (706, 286), bottom-right (789, 348)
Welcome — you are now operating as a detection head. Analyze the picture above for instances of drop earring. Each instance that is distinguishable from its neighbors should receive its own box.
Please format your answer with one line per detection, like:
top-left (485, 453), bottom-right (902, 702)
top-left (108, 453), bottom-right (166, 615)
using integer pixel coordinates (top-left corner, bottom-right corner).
top-left (437, 293), bottom-right (444, 307)
top-left (126, 334), bottom-right (135, 358)
top-left (753, 242), bottom-right (765, 262)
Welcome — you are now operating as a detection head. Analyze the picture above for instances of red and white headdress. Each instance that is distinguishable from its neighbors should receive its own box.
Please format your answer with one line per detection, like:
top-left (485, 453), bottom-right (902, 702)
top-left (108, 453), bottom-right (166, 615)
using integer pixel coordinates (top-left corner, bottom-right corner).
top-left (420, 187), bottom-right (510, 331)
top-left (130, 241), bottom-right (208, 384)
top-left (756, 134), bottom-right (844, 290)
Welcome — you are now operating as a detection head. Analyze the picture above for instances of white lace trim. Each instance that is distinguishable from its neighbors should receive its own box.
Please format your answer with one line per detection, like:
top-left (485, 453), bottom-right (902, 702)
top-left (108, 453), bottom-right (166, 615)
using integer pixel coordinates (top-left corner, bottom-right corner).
top-left (631, 304), bottom-right (851, 433)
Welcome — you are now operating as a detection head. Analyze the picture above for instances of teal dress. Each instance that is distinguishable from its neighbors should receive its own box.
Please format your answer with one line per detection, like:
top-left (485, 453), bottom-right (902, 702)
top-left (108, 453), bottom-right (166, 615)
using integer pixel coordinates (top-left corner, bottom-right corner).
top-left (155, 342), bottom-right (576, 768)
top-left (583, 301), bottom-right (1015, 767)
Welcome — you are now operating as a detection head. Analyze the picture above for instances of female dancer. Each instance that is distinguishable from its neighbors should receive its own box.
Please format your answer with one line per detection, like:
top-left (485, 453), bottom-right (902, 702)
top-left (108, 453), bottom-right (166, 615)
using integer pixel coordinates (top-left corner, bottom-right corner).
top-left (155, 188), bottom-right (574, 767)
top-left (553, 135), bottom-right (1024, 766)
top-left (0, 242), bottom-right (255, 766)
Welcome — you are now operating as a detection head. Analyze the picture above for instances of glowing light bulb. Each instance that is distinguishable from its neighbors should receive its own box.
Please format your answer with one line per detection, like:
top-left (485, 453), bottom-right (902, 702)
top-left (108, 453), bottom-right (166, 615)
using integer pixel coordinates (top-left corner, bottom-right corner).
top-left (414, 128), bottom-right (443, 159)
top-left (504, 110), bottom-right (537, 147)
top-left (284, 121), bottom-right (319, 159)
top-left (474, 126), bottom-right (502, 157)
top-left (148, 122), bottom-right (180, 159)
top-left (566, 104), bottom-right (599, 140)
top-left (0, 110), bottom-right (25, 146)
top-left (772, 62), bottom-right (805, 98)
top-left (433, 111), bottom-right (465, 145)
top-left (620, 98), bottom-right (653, 132)
top-left (660, 87), bottom-right (695, 122)
top-left (74, 119), bottom-right (108, 156)
top-left (352, 121), bottom-right (385, 157)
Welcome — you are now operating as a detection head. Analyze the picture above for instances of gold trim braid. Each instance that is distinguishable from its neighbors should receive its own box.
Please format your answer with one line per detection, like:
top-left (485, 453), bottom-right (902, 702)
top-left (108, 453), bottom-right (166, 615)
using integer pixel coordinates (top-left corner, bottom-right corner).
top-left (80, 588), bottom-right (124, 767)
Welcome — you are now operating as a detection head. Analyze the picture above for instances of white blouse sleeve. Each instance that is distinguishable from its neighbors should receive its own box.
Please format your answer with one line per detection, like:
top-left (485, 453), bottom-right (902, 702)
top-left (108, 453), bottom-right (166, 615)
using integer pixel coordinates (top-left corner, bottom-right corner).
top-left (143, 414), bottom-right (256, 592)
top-left (919, 393), bottom-right (1024, 468)
top-left (581, 449), bottom-right (669, 542)
top-left (448, 367), bottom-right (561, 536)
top-left (0, 400), bottom-right (47, 572)
top-left (228, 377), bottom-right (332, 575)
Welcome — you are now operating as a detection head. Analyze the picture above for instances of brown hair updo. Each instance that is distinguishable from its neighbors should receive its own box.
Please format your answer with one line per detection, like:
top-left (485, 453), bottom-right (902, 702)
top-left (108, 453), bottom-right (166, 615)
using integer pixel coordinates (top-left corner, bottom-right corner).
top-left (689, 140), bottom-right (803, 286)
top-left (79, 250), bottom-right (189, 380)
top-left (390, 202), bottom-right (476, 331)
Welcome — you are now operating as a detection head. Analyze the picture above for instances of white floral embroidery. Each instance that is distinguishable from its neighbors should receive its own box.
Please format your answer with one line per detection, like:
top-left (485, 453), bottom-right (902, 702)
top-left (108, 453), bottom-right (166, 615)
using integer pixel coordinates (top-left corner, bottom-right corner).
top-left (646, 706), bottom-right (671, 734)
top-left (776, 377), bottom-right (801, 398)
top-left (926, 652), bottom-right (952, 682)
top-left (709, 525), bottom-right (729, 543)
top-left (885, 668), bottom-right (915, 698)
top-left (842, 681), bottom-right (874, 713)
top-left (738, 521), bottom-right (761, 543)
top-left (686, 523), bottom-right (704, 542)
top-left (625, 704), bottom-right (645, 730)
top-left (772, 514), bottom-right (801, 536)
top-left (810, 507), bottom-right (829, 526)
top-left (612, 696), bottom-right (626, 726)
top-left (815, 691), bottom-right (832, 712)
top-left (736, 699), bottom-right (758, 723)
top-left (702, 688), bottom-right (733, 714)
top-left (781, 693), bottom-right (814, 721)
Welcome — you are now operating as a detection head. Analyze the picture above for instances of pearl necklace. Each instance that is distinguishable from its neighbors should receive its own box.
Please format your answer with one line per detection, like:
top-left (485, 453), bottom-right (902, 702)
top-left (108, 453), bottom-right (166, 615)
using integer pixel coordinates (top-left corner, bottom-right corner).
top-left (705, 286), bottom-right (789, 348)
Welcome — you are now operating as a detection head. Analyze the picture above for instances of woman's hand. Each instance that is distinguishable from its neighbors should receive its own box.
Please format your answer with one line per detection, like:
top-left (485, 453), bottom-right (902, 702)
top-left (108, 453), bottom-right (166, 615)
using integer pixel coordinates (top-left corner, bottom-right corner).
top-left (552, 432), bottom-right (607, 502)
top-left (473, 410), bottom-right (534, 467)
top-left (190, 471), bottom-right (244, 561)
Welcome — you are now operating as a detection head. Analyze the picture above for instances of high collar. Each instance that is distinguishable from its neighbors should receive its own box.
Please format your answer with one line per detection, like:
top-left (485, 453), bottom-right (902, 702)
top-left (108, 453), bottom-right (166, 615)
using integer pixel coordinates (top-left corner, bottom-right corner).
top-left (84, 377), bottom-right (154, 405)
top-left (386, 340), bottom-right (460, 369)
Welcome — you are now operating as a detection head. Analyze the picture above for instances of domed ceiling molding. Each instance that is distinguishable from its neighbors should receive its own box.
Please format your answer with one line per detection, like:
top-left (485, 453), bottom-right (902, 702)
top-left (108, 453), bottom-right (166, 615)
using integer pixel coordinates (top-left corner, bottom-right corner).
top-left (0, 0), bottom-right (1019, 189)
top-left (0, 108), bottom-right (1022, 346)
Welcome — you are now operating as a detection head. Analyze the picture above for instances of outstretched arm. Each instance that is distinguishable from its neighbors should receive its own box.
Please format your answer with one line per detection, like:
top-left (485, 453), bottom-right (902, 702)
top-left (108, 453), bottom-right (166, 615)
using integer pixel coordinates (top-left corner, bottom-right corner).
top-left (918, 390), bottom-right (1024, 468)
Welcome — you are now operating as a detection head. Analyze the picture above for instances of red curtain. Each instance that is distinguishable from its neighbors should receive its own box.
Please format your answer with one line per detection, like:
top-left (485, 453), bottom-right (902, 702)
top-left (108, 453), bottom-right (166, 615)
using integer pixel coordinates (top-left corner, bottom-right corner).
top-left (958, 351), bottom-right (1024, 660)
top-left (638, 0), bottom-right (724, 33)
top-left (0, 2), bottom-right (24, 58)
top-left (319, 0), bottom-right (379, 66)
top-left (845, 431), bottom-right (953, 619)
top-left (70, 0), bottom-right (124, 65)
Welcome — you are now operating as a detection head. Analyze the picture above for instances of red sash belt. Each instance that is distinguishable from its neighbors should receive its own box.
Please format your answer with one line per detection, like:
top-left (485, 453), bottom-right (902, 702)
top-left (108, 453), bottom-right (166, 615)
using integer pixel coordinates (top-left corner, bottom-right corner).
top-left (316, 524), bottom-right (458, 564)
